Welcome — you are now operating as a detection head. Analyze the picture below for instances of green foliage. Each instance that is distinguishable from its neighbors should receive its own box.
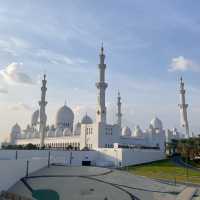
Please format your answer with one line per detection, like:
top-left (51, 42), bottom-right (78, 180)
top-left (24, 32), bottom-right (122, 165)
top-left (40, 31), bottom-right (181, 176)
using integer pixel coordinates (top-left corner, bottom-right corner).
top-left (2, 143), bottom-right (38, 150)
top-left (127, 159), bottom-right (200, 184)
top-left (167, 137), bottom-right (200, 161)
top-left (24, 143), bottom-right (38, 150)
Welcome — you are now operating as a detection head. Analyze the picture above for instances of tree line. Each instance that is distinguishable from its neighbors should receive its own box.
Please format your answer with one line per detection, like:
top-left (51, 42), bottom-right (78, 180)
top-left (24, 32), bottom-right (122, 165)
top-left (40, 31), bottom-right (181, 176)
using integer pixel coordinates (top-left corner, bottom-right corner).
top-left (167, 137), bottom-right (200, 161)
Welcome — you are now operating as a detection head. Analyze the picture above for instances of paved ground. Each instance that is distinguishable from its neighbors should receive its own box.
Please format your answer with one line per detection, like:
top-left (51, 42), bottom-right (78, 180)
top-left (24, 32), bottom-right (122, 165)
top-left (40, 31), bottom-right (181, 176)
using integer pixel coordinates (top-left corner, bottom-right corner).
top-left (9, 165), bottom-right (191, 200)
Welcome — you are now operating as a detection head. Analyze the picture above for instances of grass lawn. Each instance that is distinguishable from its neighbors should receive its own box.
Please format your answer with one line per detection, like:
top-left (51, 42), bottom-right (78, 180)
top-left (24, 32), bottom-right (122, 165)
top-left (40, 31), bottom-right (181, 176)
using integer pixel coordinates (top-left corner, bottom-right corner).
top-left (126, 159), bottom-right (200, 184)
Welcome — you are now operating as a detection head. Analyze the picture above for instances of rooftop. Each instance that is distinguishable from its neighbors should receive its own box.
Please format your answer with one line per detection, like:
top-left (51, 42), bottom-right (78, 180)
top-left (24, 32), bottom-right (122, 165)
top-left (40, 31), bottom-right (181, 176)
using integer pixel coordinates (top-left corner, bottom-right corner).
top-left (9, 165), bottom-right (186, 200)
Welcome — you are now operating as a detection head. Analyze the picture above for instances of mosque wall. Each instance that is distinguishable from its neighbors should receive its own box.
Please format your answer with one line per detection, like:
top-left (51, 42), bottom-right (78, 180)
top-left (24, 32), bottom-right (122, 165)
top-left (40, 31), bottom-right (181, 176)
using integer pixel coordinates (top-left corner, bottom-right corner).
top-left (97, 123), bottom-right (121, 148)
top-left (80, 123), bottom-right (98, 149)
top-left (8, 47), bottom-right (167, 160)
top-left (119, 136), bottom-right (148, 146)
top-left (16, 136), bottom-right (82, 149)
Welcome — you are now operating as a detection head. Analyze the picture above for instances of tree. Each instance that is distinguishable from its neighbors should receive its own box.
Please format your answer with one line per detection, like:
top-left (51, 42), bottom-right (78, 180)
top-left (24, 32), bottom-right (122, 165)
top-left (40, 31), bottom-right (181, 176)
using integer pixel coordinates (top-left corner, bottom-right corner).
top-left (24, 143), bottom-right (37, 150)
top-left (166, 139), bottom-right (179, 156)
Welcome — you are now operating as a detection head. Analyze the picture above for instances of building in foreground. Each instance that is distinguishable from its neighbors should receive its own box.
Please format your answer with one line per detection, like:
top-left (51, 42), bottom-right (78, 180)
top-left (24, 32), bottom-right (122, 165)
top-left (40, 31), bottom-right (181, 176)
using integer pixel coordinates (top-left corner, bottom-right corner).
top-left (10, 46), bottom-right (166, 152)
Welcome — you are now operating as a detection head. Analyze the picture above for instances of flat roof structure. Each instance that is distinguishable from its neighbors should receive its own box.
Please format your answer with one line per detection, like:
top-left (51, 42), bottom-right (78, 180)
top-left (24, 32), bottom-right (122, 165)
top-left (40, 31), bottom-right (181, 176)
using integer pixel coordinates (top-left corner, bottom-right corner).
top-left (9, 166), bottom-right (186, 200)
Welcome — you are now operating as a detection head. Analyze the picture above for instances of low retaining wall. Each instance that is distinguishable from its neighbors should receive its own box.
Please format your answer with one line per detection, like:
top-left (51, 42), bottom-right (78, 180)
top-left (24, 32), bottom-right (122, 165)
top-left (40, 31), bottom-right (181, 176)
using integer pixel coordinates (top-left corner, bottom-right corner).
top-left (97, 148), bottom-right (165, 167)
top-left (0, 158), bottom-right (48, 192)
top-left (0, 149), bottom-right (166, 191)
top-left (0, 150), bottom-right (50, 160)
top-left (121, 149), bottom-right (166, 167)
top-left (50, 150), bottom-right (98, 166)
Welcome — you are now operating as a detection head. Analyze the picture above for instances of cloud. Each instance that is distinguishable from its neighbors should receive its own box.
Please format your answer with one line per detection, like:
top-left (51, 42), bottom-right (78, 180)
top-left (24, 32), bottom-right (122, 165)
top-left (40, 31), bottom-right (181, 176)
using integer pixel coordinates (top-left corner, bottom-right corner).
top-left (36, 49), bottom-right (74, 65)
top-left (0, 37), bottom-right (30, 57)
top-left (8, 102), bottom-right (32, 111)
top-left (169, 56), bottom-right (199, 72)
top-left (0, 62), bottom-right (34, 84)
top-left (35, 49), bottom-right (88, 66)
top-left (0, 87), bottom-right (8, 93)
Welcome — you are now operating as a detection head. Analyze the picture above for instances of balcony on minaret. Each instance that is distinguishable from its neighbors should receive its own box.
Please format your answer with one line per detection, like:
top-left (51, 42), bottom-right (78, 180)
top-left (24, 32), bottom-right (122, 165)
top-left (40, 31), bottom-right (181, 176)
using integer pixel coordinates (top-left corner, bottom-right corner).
top-left (178, 104), bottom-right (188, 109)
top-left (96, 82), bottom-right (108, 89)
top-left (39, 101), bottom-right (48, 106)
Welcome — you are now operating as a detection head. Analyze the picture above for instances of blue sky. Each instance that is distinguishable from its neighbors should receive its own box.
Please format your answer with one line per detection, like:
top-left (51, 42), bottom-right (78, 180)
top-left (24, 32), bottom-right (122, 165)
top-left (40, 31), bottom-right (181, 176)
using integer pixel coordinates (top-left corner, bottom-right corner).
top-left (0, 0), bottom-right (200, 142)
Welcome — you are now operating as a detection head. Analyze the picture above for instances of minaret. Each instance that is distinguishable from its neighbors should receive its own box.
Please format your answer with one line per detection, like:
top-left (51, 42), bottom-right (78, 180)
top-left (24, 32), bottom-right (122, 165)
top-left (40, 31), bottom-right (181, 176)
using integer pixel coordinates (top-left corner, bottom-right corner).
top-left (116, 91), bottom-right (122, 129)
top-left (39, 74), bottom-right (48, 148)
top-left (96, 44), bottom-right (108, 123)
top-left (178, 77), bottom-right (190, 137)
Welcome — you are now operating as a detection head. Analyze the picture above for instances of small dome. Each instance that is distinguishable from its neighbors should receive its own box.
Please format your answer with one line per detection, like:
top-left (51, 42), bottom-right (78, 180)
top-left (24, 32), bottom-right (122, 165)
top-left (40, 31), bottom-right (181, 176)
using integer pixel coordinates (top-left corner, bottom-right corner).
top-left (31, 110), bottom-right (39, 126)
top-left (26, 131), bottom-right (33, 139)
top-left (133, 125), bottom-right (143, 137)
top-left (63, 128), bottom-right (72, 136)
top-left (10, 123), bottom-right (21, 142)
top-left (150, 117), bottom-right (163, 130)
top-left (81, 114), bottom-right (93, 124)
top-left (11, 123), bottom-right (21, 135)
top-left (122, 126), bottom-right (132, 136)
top-left (47, 129), bottom-right (55, 137)
top-left (55, 105), bottom-right (74, 128)
top-left (55, 127), bottom-right (63, 137)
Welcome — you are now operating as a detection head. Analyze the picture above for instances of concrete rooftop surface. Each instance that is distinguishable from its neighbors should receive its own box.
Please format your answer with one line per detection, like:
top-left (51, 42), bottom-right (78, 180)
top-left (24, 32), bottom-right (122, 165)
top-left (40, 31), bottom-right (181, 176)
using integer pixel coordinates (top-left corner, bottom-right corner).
top-left (8, 165), bottom-right (194, 200)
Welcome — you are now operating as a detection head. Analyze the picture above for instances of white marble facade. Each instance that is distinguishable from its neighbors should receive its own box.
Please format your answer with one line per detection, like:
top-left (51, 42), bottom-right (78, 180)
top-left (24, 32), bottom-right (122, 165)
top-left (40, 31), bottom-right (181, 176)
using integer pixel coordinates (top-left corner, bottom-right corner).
top-left (10, 46), bottom-right (166, 152)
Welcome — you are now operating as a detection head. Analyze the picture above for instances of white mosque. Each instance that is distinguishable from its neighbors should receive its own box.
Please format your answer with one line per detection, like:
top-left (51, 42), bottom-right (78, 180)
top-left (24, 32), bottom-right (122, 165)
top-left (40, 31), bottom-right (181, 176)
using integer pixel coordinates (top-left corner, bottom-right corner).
top-left (10, 46), bottom-right (167, 152)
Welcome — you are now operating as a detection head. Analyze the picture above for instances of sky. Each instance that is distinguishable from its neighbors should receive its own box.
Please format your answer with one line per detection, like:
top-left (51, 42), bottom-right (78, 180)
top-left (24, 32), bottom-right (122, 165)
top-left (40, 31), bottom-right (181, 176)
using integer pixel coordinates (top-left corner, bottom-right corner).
top-left (0, 0), bottom-right (200, 142)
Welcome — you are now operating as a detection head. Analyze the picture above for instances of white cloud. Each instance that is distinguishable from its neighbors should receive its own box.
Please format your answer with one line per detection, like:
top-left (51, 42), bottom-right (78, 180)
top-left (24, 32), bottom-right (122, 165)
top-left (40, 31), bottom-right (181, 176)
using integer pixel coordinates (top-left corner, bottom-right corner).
top-left (169, 56), bottom-right (199, 72)
top-left (0, 37), bottom-right (30, 57)
top-left (35, 49), bottom-right (88, 66)
top-left (0, 62), bottom-right (34, 84)
top-left (36, 49), bottom-right (74, 65)
top-left (8, 102), bottom-right (32, 111)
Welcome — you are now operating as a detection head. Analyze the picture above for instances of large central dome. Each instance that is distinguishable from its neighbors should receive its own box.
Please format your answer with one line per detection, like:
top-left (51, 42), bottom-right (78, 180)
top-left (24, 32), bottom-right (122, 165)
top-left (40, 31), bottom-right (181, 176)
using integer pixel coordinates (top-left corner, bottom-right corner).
top-left (55, 105), bottom-right (74, 129)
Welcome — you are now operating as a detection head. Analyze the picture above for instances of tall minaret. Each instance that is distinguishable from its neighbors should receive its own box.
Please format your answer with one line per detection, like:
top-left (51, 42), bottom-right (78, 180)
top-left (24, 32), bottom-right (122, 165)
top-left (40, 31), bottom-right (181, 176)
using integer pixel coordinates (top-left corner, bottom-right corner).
top-left (96, 44), bottom-right (108, 123)
top-left (178, 77), bottom-right (190, 137)
top-left (116, 91), bottom-right (122, 129)
top-left (39, 74), bottom-right (48, 148)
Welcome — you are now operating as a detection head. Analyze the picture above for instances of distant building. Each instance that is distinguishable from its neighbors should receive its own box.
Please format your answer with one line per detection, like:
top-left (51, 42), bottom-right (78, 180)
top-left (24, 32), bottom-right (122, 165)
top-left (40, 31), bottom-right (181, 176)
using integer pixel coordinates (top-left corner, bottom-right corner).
top-left (166, 128), bottom-right (185, 143)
